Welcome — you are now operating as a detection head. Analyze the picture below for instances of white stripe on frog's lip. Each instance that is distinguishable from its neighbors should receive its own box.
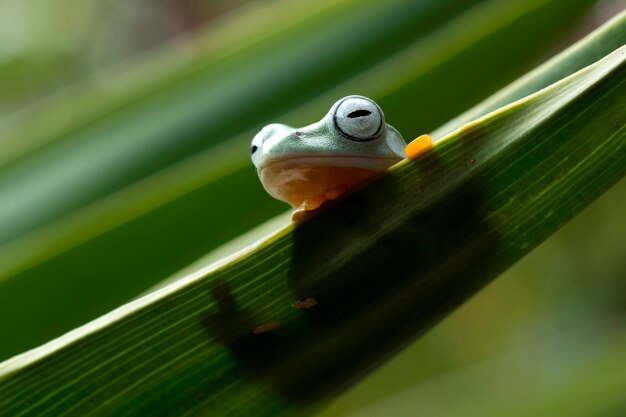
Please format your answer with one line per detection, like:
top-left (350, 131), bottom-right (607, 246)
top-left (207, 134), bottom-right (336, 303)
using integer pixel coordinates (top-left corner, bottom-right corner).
top-left (258, 154), bottom-right (402, 174)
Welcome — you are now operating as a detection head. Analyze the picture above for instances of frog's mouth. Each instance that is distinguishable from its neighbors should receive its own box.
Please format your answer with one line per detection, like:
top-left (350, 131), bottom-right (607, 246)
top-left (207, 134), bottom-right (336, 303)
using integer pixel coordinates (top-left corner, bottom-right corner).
top-left (258, 155), bottom-right (401, 174)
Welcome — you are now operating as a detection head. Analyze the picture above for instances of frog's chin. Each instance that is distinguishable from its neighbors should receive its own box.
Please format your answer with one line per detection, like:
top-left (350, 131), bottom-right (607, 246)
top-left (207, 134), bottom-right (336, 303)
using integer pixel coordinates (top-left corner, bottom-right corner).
top-left (258, 155), bottom-right (401, 208)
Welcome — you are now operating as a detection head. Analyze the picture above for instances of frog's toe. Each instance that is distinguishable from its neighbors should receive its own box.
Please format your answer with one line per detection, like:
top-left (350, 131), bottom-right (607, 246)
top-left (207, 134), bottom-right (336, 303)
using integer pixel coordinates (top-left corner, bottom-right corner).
top-left (303, 195), bottom-right (327, 211)
top-left (405, 134), bottom-right (433, 160)
top-left (291, 205), bottom-right (307, 222)
top-left (291, 195), bottom-right (329, 222)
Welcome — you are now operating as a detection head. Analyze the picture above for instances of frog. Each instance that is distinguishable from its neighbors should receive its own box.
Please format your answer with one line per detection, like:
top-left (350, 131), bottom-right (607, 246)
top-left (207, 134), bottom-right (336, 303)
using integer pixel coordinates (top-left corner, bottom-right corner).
top-left (251, 95), bottom-right (432, 221)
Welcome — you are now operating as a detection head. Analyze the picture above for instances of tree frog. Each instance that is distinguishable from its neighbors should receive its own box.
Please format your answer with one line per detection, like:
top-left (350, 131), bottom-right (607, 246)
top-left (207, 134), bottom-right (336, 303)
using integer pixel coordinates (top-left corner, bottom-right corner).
top-left (251, 95), bottom-right (431, 220)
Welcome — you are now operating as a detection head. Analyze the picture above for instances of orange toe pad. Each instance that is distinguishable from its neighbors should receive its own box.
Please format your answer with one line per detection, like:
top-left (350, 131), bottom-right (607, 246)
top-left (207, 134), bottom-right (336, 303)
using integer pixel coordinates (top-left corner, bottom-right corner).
top-left (291, 195), bottom-right (328, 222)
top-left (304, 195), bottom-right (327, 211)
top-left (405, 134), bottom-right (433, 160)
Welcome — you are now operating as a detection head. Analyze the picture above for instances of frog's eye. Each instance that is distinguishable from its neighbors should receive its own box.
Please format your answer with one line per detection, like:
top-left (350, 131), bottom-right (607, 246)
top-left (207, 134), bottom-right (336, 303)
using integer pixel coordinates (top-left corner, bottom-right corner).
top-left (333, 96), bottom-right (384, 141)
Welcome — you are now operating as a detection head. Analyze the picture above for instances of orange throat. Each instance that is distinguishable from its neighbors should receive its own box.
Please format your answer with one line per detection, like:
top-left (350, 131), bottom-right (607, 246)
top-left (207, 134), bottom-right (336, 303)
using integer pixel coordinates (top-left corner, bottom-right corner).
top-left (259, 160), bottom-right (387, 208)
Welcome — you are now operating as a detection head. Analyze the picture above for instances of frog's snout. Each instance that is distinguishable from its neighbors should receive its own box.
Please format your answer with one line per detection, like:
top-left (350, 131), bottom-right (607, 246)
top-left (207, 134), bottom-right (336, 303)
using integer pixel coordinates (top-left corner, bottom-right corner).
top-left (251, 123), bottom-right (295, 167)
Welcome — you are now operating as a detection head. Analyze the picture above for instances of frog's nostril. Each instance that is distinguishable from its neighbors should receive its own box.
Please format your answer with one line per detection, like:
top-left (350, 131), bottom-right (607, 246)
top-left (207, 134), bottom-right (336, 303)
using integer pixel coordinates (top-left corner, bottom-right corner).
top-left (295, 131), bottom-right (302, 137)
top-left (251, 145), bottom-right (258, 154)
top-left (347, 109), bottom-right (371, 118)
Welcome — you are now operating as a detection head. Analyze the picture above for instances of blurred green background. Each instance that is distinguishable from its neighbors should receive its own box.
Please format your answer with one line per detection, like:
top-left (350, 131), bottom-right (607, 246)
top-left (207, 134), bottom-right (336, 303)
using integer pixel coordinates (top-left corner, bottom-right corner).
top-left (0, 0), bottom-right (625, 415)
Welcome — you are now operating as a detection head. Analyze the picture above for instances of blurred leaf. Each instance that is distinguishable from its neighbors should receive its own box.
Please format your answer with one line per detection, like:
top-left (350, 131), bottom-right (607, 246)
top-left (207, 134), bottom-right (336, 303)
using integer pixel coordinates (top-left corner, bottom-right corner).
top-left (434, 9), bottom-right (626, 138)
top-left (0, 0), bottom-right (482, 243)
top-left (0, 0), bottom-right (596, 359)
top-left (330, 317), bottom-right (626, 417)
top-left (1, 35), bottom-right (623, 417)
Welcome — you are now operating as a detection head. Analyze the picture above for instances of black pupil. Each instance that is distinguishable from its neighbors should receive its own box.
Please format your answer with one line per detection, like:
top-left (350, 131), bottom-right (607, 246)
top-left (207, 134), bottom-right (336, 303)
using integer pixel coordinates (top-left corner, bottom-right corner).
top-left (251, 145), bottom-right (258, 154)
top-left (347, 109), bottom-right (371, 118)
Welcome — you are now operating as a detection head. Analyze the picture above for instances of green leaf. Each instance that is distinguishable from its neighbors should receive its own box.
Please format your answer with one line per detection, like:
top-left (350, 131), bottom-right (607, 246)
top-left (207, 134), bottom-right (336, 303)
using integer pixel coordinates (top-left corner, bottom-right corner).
top-left (1, 29), bottom-right (623, 417)
top-left (0, 0), bottom-right (596, 359)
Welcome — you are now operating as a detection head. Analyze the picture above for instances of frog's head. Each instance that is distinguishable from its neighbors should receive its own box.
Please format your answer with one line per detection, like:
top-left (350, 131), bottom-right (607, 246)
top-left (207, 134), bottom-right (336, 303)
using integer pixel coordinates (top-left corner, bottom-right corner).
top-left (251, 96), bottom-right (406, 208)
top-left (251, 96), bottom-right (406, 170)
